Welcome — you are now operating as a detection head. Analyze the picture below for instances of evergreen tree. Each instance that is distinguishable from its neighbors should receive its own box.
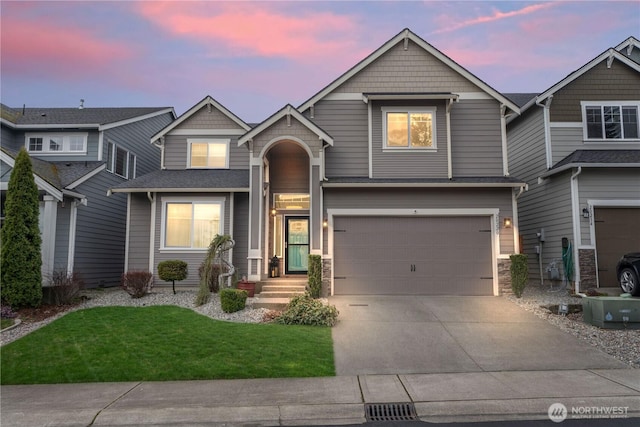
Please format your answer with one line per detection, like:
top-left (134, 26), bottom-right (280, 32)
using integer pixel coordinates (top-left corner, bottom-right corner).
top-left (1, 148), bottom-right (42, 307)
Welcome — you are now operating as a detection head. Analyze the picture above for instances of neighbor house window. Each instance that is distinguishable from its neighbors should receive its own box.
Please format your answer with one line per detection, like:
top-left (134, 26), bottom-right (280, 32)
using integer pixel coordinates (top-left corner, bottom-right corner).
top-left (162, 200), bottom-right (223, 249)
top-left (25, 133), bottom-right (87, 154)
top-left (188, 139), bottom-right (229, 168)
top-left (382, 107), bottom-right (437, 149)
top-left (583, 103), bottom-right (639, 140)
top-left (106, 141), bottom-right (136, 179)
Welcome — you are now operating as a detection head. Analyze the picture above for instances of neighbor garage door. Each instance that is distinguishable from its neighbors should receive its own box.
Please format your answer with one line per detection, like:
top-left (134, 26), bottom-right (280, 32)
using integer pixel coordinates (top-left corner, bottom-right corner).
top-left (594, 208), bottom-right (640, 287)
top-left (333, 216), bottom-right (493, 295)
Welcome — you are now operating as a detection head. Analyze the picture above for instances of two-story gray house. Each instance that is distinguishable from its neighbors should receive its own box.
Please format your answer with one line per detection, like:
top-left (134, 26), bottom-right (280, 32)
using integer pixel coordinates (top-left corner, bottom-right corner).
top-left (1, 104), bottom-right (175, 288)
top-left (507, 37), bottom-right (640, 292)
top-left (112, 28), bottom-right (525, 296)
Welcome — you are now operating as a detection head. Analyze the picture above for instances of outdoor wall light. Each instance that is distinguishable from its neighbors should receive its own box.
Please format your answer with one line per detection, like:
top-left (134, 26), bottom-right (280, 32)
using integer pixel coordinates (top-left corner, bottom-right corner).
top-left (503, 217), bottom-right (512, 228)
top-left (271, 208), bottom-right (277, 216)
top-left (323, 218), bottom-right (328, 228)
top-left (582, 208), bottom-right (590, 219)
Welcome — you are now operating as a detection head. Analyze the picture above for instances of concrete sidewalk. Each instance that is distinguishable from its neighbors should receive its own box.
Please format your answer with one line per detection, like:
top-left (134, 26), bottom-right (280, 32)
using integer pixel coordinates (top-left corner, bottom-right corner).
top-left (2, 369), bottom-right (639, 426)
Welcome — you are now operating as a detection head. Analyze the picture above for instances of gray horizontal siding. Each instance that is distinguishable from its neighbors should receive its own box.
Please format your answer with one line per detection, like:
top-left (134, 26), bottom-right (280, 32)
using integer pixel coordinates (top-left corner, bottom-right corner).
top-left (0, 160), bottom-right (11, 183)
top-left (163, 134), bottom-right (248, 170)
top-left (9, 130), bottom-right (100, 162)
top-left (551, 127), bottom-right (637, 166)
top-left (232, 192), bottom-right (249, 278)
top-left (578, 168), bottom-right (640, 245)
top-left (323, 187), bottom-right (515, 255)
top-left (52, 199), bottom-right (71, 274)
top-left (1, 125), bottom-right (20, 151)
top-left (178, 105), bottom-right (243, 129)
top-left (252, 117), bottom-right (322, 159)
top-left (127, 193), bottom-right (152, 272)
top-left (308, 100), bottom-right (369, 177)
top-left (507, 108), bottom-right (546, 182)
top-left (450, 99), bottom-right (503, 177)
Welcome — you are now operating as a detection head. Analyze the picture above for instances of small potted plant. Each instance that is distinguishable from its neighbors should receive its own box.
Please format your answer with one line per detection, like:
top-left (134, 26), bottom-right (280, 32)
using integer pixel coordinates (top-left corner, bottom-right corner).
top-left (236, 274), bottom-right (255, 297)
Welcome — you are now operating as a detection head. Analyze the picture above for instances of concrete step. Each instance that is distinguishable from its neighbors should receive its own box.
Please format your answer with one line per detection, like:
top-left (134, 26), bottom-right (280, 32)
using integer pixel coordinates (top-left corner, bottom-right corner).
top-left (252, 297), bottom-right (291, 310)
top-left (261, 285), bottom-right (306, 293)
top-left (258, 290), bottom-right (306, 298)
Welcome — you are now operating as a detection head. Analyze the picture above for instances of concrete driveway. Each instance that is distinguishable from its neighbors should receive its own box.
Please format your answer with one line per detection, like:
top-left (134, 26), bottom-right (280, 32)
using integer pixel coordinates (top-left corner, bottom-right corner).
top-left (330, 296), bottom-right (627, 375)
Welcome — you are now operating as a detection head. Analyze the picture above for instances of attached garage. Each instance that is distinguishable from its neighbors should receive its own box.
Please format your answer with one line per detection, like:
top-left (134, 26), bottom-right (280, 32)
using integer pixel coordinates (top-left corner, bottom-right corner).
top-left (332, 215), bottom-right (495, 295)
top-left (594, 207), bottom-right (640, 287)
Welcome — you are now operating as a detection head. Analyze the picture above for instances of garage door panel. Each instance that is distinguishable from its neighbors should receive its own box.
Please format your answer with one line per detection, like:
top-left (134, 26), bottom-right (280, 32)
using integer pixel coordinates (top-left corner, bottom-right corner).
top-left (334, 216), bottom-right (493, 295)
top-left (595, 208), bottom-right (640, 287)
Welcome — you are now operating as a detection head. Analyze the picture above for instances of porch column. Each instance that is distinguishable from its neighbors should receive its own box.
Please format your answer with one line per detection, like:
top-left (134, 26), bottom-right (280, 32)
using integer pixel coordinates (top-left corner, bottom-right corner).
top-left (310, 163), bottom-right (322, 254)
top-left (247, 162), bottom-right (263, 280)
top-left (41, 195), bottom-right (57, 282)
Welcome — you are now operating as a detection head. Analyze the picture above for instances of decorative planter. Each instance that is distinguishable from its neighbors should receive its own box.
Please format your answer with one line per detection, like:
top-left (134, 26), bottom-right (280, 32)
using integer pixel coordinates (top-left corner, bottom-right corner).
top-left (237, 281), bottom-right (256, 297)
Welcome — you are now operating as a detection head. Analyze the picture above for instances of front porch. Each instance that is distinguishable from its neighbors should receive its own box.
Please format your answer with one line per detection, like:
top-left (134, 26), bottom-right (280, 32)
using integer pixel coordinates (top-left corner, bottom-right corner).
top-left (252, 277), bottom-right (308, 310)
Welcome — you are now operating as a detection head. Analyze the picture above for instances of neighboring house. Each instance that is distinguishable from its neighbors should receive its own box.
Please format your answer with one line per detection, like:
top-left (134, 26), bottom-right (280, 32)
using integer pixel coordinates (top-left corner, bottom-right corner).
top-left (112, 28), bottom-right (525, 296)
top-left (0, 104), bottom-right (175, 288)
top-left (506, 36), bottom-right (640, 292)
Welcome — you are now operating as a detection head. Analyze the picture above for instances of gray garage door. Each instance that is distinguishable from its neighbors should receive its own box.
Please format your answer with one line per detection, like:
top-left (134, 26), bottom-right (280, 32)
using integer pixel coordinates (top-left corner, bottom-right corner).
top-left (333, 216), bottom-right (493, 295)
top-left (594, 208), bottom-right (640, 287)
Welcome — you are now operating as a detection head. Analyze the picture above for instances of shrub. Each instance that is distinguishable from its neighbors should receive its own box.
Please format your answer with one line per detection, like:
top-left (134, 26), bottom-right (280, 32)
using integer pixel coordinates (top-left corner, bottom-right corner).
top-left (276, 293), bottom-right (339, 327)
top-left (198, 263), bottom-right (226, 293)
top-left (1, 148), bottom-right (42, 308)
top-left (158, 260), bottom-right (188, 295)
top-left (307, 255), bottom-right (322, 298)
top-left (510, 254), bottom-right (528, 298)
top-left (121, 271), bottom-right (154, 298)
top-left (48, 271), bottom-right (85, 305)
top-left (220, 288), bottom-right (247, 313)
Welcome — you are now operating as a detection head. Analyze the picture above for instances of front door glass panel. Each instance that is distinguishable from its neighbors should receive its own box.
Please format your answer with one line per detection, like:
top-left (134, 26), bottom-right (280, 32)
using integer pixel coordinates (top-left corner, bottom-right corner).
top-left (286, 217), bottom-right (309, 273)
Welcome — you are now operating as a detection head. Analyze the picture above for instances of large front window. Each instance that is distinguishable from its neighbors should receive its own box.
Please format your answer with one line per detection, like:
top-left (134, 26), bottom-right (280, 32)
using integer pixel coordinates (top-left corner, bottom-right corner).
top-left (383, 108), bottom-right (436, 149)
top-left (189, 139), bottom-right (229, 168)
top-left (163, 200), bottom-right (223, 249)
top-left (584, 103), bottom-right (639, 140)
top-left (26, 133), bottom-right (87, 154)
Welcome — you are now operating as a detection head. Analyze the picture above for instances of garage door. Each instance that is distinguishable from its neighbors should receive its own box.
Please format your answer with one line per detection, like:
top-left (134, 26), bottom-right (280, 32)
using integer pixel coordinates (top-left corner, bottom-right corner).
top-left (594, 208), bottom-right (640, 287)
top-left (333, 216), bottom-right (493, 295)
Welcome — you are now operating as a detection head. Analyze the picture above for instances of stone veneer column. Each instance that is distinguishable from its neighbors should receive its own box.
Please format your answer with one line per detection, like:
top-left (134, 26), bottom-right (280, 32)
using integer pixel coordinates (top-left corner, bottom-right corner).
top-left (498, 258), bottom-right (512, 296)
top-left (579, 249), bottom-right (597, 291)
top-left (321, 258), bottom-right (332, 297)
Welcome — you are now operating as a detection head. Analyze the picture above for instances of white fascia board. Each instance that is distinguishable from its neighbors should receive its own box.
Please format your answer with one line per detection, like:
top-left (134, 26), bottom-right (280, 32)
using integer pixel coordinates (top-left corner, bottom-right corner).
top-left (363, 93), bottom-right (460, 101)
top-left (537, 50), bottom-right (640, 104)
top-left (62, 189), bottom-right (87, 205)
top-left (110, 187), bottom-right (250, 193)
top-left (322, 181), bottom-right (525, 188)
top-left (65, 164), bottom-right (106, 189)
top-left (168, 129), bottom-right (247, 136)
top-left (541, 163), bottom-right (640, 178)
top-left (327, 207), bottom-right (500, 217)
top-left (0, 150), bottom-right (63, 200)
top-left (99, 108), bottom-right (175, 131)
top-left (0, 118), bottom-right (17, 128)
top-left (151, 96), bottom-right (250, 143)
top-left (9, 124), bottom-right (98, 129)
top-left (615, 36), bottom-right (640, 53)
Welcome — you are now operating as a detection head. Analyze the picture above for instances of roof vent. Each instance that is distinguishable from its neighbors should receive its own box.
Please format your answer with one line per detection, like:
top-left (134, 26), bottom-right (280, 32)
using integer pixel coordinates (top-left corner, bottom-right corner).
top-left (79, 99), bottom-right (85, 109)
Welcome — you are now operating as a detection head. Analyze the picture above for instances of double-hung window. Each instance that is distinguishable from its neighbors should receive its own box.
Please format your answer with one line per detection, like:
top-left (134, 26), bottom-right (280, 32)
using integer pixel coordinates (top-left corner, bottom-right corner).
top-left (382, 107), bottom-right (437, 149)
top-left (583, 102), bottom-right (639, 140)
top-left (162, 199), bottom-right (223, 249)
top-left (106, 141), bottom-right (136, 179)
top-left (188, 139), bottom-right (229, 168)
top-left (26, 133), bottom-right (87, 154)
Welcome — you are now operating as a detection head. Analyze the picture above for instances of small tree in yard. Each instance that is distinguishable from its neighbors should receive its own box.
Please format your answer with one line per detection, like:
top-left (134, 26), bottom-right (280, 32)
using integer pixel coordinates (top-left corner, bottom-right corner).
top-left (510, 254), bottom-right (528, 298)
top-left (1, 148), bottom-right (42, 308)
top-left (157, 260), bottom-right (188, 294)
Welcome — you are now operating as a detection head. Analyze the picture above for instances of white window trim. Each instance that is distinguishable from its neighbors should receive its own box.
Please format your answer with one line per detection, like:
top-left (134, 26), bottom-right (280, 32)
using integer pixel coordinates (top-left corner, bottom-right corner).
top-left (580, 101), bottom-right (640, 142)
top-left (106, 141), bottom-right (136, 179)
top-left (381, 107), bottom-right (437, 151)
top-left (25, 133), bottom-right (88, 155)
top-left (187, 138), bottom-right (230, 169)
top-left (160, 197), bottom-right (225, 251)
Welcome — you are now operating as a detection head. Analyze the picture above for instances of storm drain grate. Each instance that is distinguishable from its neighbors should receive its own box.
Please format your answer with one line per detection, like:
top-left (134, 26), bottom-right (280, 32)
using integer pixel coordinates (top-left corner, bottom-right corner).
top-left (365, 402), bottom-right (417, 422)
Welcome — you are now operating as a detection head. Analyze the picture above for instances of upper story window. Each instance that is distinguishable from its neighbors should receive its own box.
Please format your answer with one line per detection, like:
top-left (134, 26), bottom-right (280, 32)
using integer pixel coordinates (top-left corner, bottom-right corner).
top-left (25, 133), bottom-right (87, 154)
top-left (382, 107), bottom-right (437, 150)
top-left (107, 141), bottom-right (136, 179)
top-left (583, 102), bottom-right (639, 140)
top-left (188, 139), bottom-right (229, 168)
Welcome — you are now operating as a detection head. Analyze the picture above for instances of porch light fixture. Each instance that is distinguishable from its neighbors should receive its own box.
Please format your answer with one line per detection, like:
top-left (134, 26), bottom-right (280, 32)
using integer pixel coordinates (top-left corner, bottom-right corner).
top-left (582, 208), bottom-right (590, 219)
top-left (271, 208), bottom-right (277, 216)
top-left (323, 218), bottom-right (328, 228)
top-left (503, 217), bottom-right (512, 228)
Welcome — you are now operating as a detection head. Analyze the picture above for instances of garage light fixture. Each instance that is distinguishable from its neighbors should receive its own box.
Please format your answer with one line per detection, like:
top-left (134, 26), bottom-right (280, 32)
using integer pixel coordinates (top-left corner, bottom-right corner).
top-left (323, 218), bottom-right (328, 228)
top-left (271, 208), bottom-right (277, 216)
top-left (503, 217), bottom-right (512, 228)
top-left (582, 208), bottom-right (590, 219)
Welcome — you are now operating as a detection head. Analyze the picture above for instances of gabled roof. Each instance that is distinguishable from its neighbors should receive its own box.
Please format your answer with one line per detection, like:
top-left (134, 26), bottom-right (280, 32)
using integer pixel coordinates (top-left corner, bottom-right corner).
top-left (504, 93), bottom-right (538, 109)
top-left (109, 169), bottom-right (250, 193)
top-left (541, 150), bottom-right (640, 178)
top-left (237, 104), bottom-right (333, 147)
top-left (298, 28), bottom-right (519, 114)
top-left (616, 36), bottom-right (640, 60)
top-left (151, 95), bottom-right (250, 143)
top-left (0, 104), bottom-right (174, 129)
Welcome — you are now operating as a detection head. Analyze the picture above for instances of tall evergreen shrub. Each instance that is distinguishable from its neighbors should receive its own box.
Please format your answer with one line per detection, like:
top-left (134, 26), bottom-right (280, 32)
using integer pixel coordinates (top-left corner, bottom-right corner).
top-left (1, 148), bottom-right (42, 307)
top-left (308, 255), bottom-right (322, 298)
top-left (509, 254), bottom-right (528, 298)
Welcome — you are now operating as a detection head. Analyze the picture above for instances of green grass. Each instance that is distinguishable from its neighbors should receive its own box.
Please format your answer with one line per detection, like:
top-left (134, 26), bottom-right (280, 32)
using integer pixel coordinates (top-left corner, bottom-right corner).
top-left (1, 306), bottom-right (335, 385)
top-left (1, 318), bottom-right (15, 330)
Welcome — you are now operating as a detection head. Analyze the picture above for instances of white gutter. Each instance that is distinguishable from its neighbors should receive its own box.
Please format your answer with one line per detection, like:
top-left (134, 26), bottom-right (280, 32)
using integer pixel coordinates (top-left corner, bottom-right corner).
top-left (446, 99), bottom-right (453, 179)
top-left (500, 104), bottom-right (510, 176)
top-left (536, 96), bottom-right (553, 169)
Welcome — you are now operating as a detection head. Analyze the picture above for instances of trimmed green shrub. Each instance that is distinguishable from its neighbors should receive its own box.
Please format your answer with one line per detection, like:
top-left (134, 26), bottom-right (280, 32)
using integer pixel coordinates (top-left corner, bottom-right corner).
top-left (158, 260), bottom-right (188, 295)
top-left (121, 271), bottom-right (154, 299)
top-left (220, 288), bottom-right (247, 313)
top-left (1, 148), bottom-right (42, 308)
top-left (510, 254), bottom-right (528, 298)
top-left (276, 293), bottom-right (339, 326)
top-left (307, 255), bottom-right (322, 298)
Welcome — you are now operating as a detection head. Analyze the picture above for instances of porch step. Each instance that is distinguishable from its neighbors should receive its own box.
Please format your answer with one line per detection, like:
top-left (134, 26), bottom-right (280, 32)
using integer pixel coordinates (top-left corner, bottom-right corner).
top-left (252, 298), bottom-right (292, 310)
top-left (252, 279), bottom-right (307, 310)
top-left (261, 285), bottom-right (307, 292)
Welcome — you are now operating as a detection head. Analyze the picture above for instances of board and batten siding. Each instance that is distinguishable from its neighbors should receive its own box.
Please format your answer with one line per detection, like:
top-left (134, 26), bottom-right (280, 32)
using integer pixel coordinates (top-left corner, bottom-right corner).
top-left (550, 127), bottom-right (638, 166)
top-left (127, 193), bottom-right (152, 272)
top-left (450, 99), bottom-right (504, 177)
top-left (308, 100), bottom-right (369, 177)
top-left (578, 168), bottom-right (640, 245)
top-left (323, 187), bottom-right (515, 254)
top-left (153, 192), bottom-right (233, 286)
top-left (333, 40), bottom-right (481, 94)
top-left (549, 60), bottom-right (640, 123)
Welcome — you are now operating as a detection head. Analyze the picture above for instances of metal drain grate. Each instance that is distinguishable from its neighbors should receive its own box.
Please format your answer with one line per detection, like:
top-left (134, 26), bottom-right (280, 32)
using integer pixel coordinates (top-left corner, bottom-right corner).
top-left (365, 402), bottom-right (417, 422)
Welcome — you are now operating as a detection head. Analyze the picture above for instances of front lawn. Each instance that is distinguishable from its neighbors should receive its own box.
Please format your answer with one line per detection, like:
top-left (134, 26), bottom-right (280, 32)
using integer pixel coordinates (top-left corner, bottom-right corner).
top-left (1, 306), bottom-right (335, 384)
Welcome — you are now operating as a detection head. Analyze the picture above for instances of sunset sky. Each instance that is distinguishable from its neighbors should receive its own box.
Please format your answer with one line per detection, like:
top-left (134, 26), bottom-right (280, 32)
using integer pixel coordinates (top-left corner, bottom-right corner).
top-left (1, 1), bottom-right (638, 122)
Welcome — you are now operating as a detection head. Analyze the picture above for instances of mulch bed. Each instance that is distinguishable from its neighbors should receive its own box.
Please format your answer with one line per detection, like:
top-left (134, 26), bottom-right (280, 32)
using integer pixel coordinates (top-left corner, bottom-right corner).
top-left (14, 302), bottom-right (81, 323)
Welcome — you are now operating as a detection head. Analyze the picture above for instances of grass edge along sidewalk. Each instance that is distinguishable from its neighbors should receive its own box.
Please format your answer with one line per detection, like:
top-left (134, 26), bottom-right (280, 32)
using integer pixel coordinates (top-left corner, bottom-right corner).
top-left (1, 305), bottom-right (335, 384)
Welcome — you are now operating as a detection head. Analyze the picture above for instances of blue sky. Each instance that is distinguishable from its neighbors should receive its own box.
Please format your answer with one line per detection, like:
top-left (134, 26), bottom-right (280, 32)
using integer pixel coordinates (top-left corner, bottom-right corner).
top-left (1, 1), bottom-right (638, 122)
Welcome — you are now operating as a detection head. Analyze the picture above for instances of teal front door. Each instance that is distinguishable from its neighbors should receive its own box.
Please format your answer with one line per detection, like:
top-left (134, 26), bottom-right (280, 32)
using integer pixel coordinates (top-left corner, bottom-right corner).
top-left (285, 217), bottom-right (309, 274)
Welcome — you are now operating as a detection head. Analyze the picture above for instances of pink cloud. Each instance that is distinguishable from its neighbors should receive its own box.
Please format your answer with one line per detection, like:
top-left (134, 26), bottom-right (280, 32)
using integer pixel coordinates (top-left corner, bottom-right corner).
top-left (135, 1), bottom-right (364, 65)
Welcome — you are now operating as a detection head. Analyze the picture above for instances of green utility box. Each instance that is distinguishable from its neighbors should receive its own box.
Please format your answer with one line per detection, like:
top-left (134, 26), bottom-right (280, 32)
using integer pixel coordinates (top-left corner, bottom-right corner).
top-left (582, 296), bottom-right (640, 329)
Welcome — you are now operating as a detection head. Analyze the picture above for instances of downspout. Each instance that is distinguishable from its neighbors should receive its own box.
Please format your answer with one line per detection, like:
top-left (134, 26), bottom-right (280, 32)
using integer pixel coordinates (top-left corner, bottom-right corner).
top-left (446, 98), bottom-right (453, 179)
top-left (500, 104), bottom-right (510, 176)
top-left (512, 184), bottom-right (528, 254)
top-left (536, 96), bottom-right (553, 169)
top-left (148, 192), bottom-right (156, 274)
top-left (152, 137), bottom-right (165, 170)
top-left (570, 167), bottom-right (582, 294)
